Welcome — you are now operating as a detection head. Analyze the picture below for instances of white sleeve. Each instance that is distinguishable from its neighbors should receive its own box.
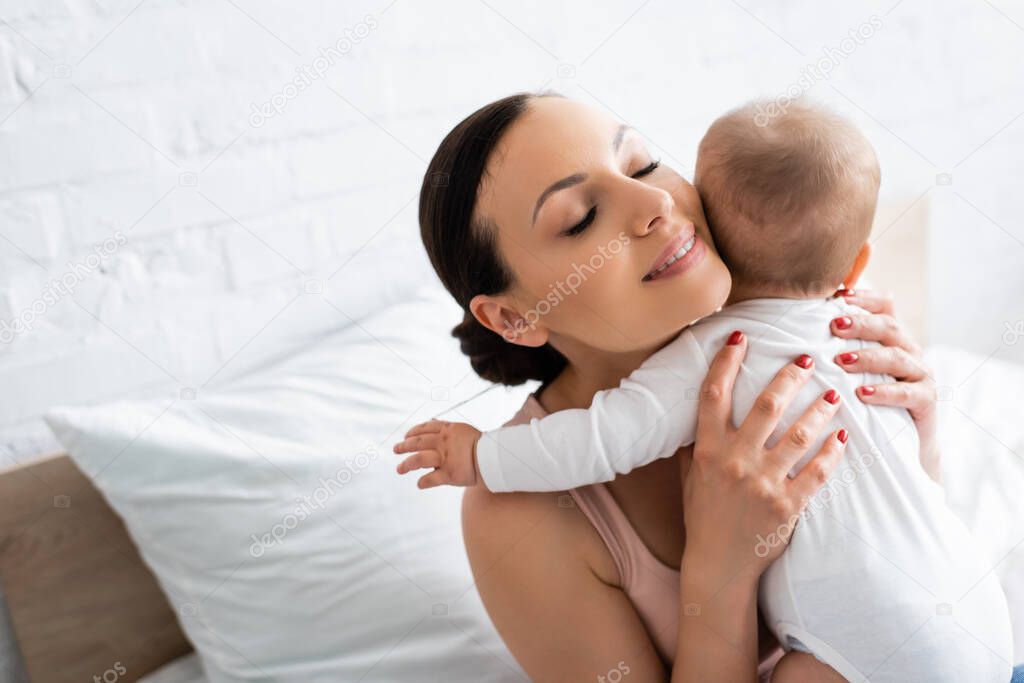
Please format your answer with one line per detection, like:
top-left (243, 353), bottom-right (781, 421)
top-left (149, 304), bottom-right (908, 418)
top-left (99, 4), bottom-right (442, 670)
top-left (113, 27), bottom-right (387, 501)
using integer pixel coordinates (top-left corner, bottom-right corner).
top-left (476, 331), bottom-right (708, 492)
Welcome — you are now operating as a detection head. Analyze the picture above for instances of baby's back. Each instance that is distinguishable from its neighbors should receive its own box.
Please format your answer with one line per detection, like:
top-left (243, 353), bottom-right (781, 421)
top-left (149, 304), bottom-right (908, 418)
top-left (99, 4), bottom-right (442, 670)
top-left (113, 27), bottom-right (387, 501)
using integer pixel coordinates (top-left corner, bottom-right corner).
top-left (689, 297), bottom-right (1013, 683)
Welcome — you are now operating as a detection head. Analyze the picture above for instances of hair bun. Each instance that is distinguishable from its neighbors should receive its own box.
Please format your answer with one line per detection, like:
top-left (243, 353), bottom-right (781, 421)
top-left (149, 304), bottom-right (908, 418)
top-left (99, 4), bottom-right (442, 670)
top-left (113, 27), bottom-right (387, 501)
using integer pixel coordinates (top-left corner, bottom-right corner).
top-left (451, 310), bottom-right (565, 387)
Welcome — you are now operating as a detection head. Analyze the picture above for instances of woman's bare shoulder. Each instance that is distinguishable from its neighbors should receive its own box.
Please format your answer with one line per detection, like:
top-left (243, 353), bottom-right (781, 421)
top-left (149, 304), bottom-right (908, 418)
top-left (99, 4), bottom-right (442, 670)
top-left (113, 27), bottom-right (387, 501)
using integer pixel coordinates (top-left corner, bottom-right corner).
top-left (459, 487), bottom-right (659, 680)
top-left (461, 486), bottom-right (618, 586)
top-left (461, 486), bottom-right (561, 545)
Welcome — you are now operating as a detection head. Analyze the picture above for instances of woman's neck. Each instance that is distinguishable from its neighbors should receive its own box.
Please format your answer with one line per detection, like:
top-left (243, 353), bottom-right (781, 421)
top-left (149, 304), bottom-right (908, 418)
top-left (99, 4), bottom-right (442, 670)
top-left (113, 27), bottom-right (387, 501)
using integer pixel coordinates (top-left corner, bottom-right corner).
top-left (536, 342), bottom-right (660, 414)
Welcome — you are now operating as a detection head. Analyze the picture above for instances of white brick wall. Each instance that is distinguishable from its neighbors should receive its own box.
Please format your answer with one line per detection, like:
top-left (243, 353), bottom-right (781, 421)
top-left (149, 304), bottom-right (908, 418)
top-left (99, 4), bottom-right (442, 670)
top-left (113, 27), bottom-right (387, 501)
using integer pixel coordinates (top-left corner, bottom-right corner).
top-left (1, 0), bottom-right (1023, 465)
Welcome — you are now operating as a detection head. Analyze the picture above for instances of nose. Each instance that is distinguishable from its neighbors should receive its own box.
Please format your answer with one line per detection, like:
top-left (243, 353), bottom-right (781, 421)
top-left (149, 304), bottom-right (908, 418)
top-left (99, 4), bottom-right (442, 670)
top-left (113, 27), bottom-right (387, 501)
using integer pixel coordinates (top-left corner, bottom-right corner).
top-left (629, 184), bottom-right (675, 238)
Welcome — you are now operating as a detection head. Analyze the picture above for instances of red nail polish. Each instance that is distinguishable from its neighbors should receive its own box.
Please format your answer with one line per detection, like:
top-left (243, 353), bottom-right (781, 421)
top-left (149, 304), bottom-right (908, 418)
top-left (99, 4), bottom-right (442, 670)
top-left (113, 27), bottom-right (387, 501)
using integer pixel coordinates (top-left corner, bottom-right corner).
top-left (833, 316), bottom-right (853, 330)
top-left (843, 289), bottom-right (855, 297)
top-left (838, 352), bottom-right (858, 365)
top-left (838, 429), bottom-right (849, 444)
top-left (859, 386), bottom-right (876, 396)
top-left (795, 354), bottom-right (813, 369)
top-left (824, 389), bottom-right (840, 405)
top-left (727, 330), bottom-right (744, 346)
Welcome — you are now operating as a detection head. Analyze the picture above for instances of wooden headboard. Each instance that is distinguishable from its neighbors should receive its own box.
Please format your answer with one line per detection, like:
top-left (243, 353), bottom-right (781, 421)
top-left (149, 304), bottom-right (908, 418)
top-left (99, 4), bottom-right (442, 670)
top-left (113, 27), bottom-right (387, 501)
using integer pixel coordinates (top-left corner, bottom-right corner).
top-left (0, 454), bottom-right (190, 682)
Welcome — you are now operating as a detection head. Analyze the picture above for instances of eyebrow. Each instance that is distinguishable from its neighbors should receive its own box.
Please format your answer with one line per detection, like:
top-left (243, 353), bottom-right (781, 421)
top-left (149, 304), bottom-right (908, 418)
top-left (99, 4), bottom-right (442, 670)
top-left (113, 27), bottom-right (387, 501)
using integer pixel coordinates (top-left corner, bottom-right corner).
top-left (532, 124), bottom-right (631, 225)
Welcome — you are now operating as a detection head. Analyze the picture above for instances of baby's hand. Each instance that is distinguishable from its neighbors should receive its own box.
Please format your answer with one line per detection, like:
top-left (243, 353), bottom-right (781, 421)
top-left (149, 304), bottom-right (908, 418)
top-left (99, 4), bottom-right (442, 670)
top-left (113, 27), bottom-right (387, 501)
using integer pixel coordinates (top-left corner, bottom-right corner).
top-left (393, 419), bottom-right (482, 489)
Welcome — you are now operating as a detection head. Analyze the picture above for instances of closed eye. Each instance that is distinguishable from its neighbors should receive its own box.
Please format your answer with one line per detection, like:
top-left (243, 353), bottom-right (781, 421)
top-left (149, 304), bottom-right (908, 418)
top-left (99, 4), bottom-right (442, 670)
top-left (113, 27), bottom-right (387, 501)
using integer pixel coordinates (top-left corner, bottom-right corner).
top-left (560, 159), bottom-right (660, 238)
top-left (632, 159), bottom-right (660, 178)
top-left (562, 206), bottom-right (596, 237)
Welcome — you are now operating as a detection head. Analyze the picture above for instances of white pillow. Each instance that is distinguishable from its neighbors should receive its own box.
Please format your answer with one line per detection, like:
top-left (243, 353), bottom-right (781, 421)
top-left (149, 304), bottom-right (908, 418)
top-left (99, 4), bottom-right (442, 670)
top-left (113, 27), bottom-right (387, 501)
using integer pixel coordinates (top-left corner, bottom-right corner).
top-left (45, 286), bottom-right (530, 682)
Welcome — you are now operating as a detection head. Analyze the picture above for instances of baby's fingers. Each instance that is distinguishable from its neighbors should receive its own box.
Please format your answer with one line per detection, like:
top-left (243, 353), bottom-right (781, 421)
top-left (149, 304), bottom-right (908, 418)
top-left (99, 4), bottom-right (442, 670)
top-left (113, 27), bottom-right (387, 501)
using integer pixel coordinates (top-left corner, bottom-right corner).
top-left (403, 420), bottom-right (446, 439)
top-left (417, 469), bottom-right (449, 489)
top-left (393, 433), bottom-right (441, 454)
top-left (396, 451), bottom-right (442, 475)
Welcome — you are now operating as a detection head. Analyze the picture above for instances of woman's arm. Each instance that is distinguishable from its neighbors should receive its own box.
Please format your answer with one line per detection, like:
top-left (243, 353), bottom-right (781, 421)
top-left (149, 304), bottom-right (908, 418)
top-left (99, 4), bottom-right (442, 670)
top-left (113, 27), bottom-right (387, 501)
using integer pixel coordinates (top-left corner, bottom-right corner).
top-left (674, 332), bottom-right (848, 682)
top-left (676, 557), bottom-right (761, 681)
top-left (830, 289), bottom-right (941, 482)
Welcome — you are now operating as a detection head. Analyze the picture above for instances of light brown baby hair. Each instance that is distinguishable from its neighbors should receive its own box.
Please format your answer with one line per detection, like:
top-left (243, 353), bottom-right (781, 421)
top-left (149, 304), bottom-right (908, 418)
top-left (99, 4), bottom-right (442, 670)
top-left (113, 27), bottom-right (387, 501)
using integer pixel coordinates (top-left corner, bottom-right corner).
top-left (694, 100), bottom-right (880, 296)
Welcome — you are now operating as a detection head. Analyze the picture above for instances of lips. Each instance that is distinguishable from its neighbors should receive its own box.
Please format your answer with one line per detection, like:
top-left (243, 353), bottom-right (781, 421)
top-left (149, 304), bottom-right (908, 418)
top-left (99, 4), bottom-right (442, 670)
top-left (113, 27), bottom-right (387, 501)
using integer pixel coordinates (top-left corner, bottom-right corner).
top-left (643, 226), bottom-right (700, 282)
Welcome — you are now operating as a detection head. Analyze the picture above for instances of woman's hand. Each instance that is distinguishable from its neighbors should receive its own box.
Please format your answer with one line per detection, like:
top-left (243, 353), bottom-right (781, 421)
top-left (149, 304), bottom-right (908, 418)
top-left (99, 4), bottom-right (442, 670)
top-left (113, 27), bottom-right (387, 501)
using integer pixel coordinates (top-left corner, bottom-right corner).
top-left (829, 289), bottom-right (941, 482)
top-left (683, 330), bottom-right (848, 578)
top-left (674, 331), bottom-right (848, 683)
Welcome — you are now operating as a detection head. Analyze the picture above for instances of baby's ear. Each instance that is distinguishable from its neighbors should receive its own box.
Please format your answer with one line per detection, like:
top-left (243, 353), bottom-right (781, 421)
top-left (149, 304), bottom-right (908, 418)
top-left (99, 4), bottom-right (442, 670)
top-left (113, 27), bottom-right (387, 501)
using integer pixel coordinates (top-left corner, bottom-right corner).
top-left (842, 242), bottom-right (872, 289)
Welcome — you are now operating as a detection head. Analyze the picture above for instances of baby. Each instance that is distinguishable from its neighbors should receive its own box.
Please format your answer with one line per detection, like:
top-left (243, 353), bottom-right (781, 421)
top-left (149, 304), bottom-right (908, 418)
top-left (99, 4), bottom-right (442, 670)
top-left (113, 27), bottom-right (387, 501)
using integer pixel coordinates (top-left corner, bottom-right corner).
top-left (396, 101), bottom-right (1014, 682)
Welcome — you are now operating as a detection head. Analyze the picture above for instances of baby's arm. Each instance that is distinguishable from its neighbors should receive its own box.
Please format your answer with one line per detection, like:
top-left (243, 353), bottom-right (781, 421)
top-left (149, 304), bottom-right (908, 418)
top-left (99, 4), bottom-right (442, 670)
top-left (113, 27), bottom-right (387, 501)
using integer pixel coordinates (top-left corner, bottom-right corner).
top-left (407, 330), bottom-right (708, 493)
top-left (474, 359), bottom-right (701, 491)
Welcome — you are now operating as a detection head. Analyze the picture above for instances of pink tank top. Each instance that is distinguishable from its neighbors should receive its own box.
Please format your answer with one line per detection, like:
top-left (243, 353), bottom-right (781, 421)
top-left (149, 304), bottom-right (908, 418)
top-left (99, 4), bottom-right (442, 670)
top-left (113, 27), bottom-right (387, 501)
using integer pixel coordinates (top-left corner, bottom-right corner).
top-left (507, 394), bottom-right (780, 677)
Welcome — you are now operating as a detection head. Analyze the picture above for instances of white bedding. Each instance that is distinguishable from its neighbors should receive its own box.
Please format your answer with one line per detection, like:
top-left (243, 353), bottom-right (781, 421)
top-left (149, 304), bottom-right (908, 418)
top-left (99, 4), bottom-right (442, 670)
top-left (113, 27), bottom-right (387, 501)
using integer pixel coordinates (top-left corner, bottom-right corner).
top-left (50, 288), bottom-right (531, 683)
top-left (925, 346), bottom-right (1024, 658)
top-left (78, 327), bottom-right (1021, 683)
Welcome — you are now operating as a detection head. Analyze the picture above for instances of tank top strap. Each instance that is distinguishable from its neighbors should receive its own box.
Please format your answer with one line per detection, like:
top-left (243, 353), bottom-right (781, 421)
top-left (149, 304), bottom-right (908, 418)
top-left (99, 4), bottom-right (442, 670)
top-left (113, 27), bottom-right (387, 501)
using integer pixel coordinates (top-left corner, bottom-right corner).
top-left (569, 483), bottom-right (637, 589)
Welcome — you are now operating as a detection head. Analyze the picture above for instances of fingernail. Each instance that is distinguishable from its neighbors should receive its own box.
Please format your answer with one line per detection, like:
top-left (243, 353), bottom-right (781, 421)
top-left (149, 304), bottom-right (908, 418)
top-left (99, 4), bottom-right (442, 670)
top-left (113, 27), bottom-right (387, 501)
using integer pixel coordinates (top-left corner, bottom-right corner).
top-left (838, 429), bottom-right (849, 444)
top-left (832, 316), bottom-right (853, 330)
top-left (843, 289), bottom-right (855, 297)
top-left (824, 389), bottom-right (840, 405)
top-left (727, 330), bottom-right (744, 346)
top-left (859, 386), bottom-right (876, 396)
top-left (795, 354), bottom-right (813, 369)
top-left (837, 352), bottom-right (858, 365)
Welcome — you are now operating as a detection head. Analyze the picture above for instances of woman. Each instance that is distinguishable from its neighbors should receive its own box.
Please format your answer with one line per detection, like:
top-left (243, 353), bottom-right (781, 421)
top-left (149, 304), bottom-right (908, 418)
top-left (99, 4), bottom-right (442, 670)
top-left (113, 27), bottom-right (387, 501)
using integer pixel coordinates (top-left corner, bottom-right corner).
top-left (416, 92), bottom-right (976, 681)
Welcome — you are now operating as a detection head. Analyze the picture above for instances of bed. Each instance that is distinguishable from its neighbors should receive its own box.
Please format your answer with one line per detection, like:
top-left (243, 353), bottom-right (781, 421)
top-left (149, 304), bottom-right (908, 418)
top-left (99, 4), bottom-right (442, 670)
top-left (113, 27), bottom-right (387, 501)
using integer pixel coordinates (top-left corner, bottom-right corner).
top-left (0, 200), bottom-right (1020, 682)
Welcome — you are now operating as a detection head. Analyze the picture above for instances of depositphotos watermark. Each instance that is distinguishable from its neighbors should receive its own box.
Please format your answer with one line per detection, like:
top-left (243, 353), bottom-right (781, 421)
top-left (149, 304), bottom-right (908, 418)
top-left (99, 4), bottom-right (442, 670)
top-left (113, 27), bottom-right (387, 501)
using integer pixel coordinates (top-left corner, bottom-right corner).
top-left (248, 15), bottom-right (379, 127)
top-left (248, 445), bottom-right (379, 557)
top-left (597, 661), bottom-right (631, 683)
top-left (754, 446), bottom-right (880, 558)
top-left (92, 661), bottom-right (126, 683)
top-left (1003, 320), bottom-right (1023, 346)
top-left (0, 231), bottom-right (127, 345)
top-left (754, 15), bottom-right (883, 127)
top-left (502, 231), bottom-right (631, 341)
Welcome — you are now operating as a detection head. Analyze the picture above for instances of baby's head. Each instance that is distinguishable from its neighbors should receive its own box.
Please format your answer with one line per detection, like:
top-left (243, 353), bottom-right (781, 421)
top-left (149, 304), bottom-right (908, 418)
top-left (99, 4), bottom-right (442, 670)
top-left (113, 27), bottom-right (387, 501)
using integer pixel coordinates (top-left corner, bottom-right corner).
top-left (694, 101), bottom-right (880, 299)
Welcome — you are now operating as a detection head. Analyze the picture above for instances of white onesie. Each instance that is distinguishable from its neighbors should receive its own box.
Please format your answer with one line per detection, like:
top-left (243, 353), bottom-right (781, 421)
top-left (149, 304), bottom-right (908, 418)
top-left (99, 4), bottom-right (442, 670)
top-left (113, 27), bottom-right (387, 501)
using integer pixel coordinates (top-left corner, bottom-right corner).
top-left (476, 297), bottom-right (1013, 682)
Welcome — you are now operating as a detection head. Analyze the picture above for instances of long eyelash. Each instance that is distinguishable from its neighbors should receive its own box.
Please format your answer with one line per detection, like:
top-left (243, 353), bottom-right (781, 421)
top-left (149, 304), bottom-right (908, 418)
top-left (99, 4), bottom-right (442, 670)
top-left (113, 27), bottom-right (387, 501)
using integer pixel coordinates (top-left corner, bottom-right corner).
top-left (632, 159), bottom-right (661, 178)
top-left (560, 160), bottom-right (659, 238)
top-left (563, 206), bottom-right (596, 237)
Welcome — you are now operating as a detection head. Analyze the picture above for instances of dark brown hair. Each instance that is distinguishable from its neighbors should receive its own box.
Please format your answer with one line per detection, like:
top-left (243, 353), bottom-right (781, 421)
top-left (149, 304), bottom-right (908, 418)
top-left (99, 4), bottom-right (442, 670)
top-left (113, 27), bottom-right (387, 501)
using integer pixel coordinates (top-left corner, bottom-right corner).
top-left (419, 92), bottom-right (566, 386)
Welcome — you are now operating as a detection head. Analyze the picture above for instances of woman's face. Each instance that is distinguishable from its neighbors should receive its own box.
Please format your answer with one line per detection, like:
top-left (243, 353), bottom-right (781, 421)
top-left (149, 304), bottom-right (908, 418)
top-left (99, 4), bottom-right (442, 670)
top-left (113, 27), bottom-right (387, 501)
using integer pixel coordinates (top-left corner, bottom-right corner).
top-left (474, 96), bottom-right (732, 356)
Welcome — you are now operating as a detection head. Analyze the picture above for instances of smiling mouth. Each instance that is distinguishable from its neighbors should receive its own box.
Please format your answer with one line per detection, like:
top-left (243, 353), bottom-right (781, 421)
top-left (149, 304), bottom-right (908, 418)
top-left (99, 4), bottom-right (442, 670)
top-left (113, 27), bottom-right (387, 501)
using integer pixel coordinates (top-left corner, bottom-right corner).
top-left (643, 234), bottom-right (698, 281)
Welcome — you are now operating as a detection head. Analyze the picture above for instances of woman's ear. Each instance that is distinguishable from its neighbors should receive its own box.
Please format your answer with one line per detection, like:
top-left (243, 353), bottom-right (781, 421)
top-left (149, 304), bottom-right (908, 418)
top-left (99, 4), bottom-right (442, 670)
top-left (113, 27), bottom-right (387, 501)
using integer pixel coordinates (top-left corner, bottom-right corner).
top-left (469, 294), bottom-right (549, 348)
top-left (842, 241), bottom-right (872, 290)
